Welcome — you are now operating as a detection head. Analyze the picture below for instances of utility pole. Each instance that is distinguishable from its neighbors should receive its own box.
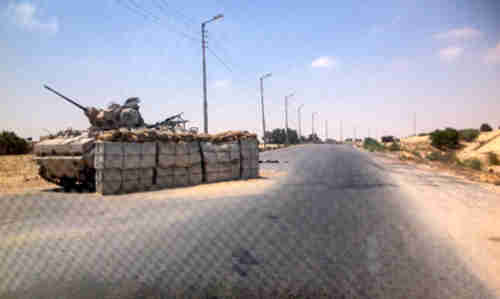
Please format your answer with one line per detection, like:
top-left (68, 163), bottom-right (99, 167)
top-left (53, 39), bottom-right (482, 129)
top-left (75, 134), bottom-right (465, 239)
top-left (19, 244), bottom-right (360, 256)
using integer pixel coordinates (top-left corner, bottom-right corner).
top-left (285, 93), bottom-right (294, 145)
top-left (259, 73), bottom-right (272, 145)
top-left (325, 120), bottom-right (328, 140)
top-left (312, 112), bottom-right (317, 136)
top-left (413, 112), bottom-right (416, 136)
top-left (340, 120), bottom-right (343, 142)
top-left (298, 104), bottom-right (304, 141)
top-left (201, 14), bottom-right (223, 134)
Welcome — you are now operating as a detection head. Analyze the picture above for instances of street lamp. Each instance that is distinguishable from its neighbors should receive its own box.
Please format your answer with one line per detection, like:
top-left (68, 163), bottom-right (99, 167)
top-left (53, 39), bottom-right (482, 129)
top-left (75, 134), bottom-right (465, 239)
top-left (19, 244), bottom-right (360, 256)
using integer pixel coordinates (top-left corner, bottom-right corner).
top-left (298, 104), bottom-right (304, 142)
top-left (312, 112), bottom-right (317, 136)
top-left (259, 73), bottom-right (272, 145)
top-left (201, 13), bottom-right (224, 134)
top-left (285, 93), bottom-right (294, 145)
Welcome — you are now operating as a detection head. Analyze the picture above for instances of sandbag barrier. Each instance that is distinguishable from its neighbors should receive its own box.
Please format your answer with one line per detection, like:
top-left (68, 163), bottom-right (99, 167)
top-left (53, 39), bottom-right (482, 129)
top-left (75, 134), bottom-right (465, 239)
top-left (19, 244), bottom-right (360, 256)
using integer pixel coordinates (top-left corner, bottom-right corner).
top-left (95, 137), bottom-right (259, 195)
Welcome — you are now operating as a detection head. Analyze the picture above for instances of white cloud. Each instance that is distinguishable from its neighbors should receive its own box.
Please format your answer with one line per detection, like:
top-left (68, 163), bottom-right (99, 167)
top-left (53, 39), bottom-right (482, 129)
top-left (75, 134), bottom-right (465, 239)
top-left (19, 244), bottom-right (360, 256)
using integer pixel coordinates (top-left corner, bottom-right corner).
top-left (213, 79), bottom-right (230, 88)
top-left (438, 46), bottom-right (463, 62)
top-left (311, 56), bottom-right (338, 68)
top-left (6, 2), bottom-right (59, 34)
top-left (434, 27), bottom-right (481, 40)
top-left (483, 42), bottom-right (500, 65)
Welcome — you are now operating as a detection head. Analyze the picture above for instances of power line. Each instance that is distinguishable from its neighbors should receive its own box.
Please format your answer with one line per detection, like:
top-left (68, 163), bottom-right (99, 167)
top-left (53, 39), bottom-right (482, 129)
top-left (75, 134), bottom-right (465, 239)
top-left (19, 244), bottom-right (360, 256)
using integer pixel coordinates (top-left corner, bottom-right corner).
top-left (117, 0), bottom-right (200, 43)
top-left (207, 47), bottom-right (233, 73)
top-left (158, 0), bottom-right (200, 26)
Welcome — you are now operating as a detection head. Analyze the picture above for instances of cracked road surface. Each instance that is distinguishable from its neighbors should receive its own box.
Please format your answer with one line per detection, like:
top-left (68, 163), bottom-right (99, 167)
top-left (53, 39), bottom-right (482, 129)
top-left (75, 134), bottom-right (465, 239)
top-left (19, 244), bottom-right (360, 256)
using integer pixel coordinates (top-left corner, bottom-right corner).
top-left (0, 145), bottom-right (498, 298)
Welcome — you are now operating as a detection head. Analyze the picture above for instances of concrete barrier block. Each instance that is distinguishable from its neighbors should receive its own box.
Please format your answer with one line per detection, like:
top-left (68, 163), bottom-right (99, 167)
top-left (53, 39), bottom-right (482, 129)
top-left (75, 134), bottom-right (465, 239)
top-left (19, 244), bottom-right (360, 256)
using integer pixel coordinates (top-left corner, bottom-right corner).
top-left (229, 149), bottom-right (240, 162)
top-left (139, 168), bottom-right (154, 188)
top-left (158, 142), bottom-right (176, 155)
top-left (205, 163), bottom-right (219, 173)
top-left (96, 169), bottom-right (121, 182)
top-left (218, 170), bottom-right (233, 181)
top-left (141, 154), bottom-right (156, 168)
top-left (188, 141), bottom-right (200, 154)
top-left (174, 174), bottom-right (188, 187)
top-left (189, 153), bottom-right (202, 165)
top-left (175, 154), bottom-right (190, 168)
top-left (95, 154), bottom-right (123, 169)
top-left (216, 151), bottom-right (230, 163)
top-left (241, 168), bottom-right (251, 180)
top-left (95, 142), bottom-right (123, 156)
top-left (142, 142), bottom-right (156, 155)
top-left (218, 163), bottom-right (232, 173)
top-left (123, 154), bottom-right (141, 169)
top-left (189, 173), bottom-right (203, 185)
top-left (206, 172), bottom-right (220, 183)
top-left (122, 180), bottom-right (140, 193)
top-left (231, 163), bottom-right (240, 179)
top-left (156, 167), bottom-right (174, 177)
top-left (96, 180), bottom-right (121, 195)
top-left (250, 167), bottom-right (259, 178)
top-left (217, 143), bottom-right (231, 152)
top-left (158, 154), bottom-right (176, 168)
top-left (241, 150), bottom-right (258, 161)
top-left (156, 175), bottom-right (174, 188)
top-left (189, 165), bottom-right (203, 175)
top-left (123, 143), bottom-right (141, 155)
top-left (201, 142), bottom-right (217, 153)
top-left (174, 167), bottom-right (188, 177)
top-left (176, 142), bottom-right (189, 156)
top-left (203, 152), bottom-right (217, 164)
top-left (122, 169), bottom-right (140, 181)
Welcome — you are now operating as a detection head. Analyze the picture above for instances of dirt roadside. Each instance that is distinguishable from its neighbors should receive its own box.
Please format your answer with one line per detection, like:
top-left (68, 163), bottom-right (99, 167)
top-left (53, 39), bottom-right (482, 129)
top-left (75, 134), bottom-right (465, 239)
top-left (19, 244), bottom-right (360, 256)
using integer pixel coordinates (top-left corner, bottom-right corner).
top-left (374, 153), bottom-right (500, 297)
top-left (0, 154), bottom-right (56, 195)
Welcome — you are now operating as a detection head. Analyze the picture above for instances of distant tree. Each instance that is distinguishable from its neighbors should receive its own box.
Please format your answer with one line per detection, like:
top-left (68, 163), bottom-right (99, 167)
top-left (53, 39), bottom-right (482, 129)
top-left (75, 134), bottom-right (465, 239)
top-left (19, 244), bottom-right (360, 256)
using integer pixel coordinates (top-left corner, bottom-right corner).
top-left (0, 131), bottom-right (30, 155)
top-left (264, 128), bottom-right (299, 144)
top-left (430, 128), bottom-right (460, 150)
top-left (306, 133), bottom-right (322, 144)
top-left (325, 138), bottom-right (336, 144)
top-left (458, 129), bottom-right (479, 142)
top-left (480, 123), bottom-right (493, 132)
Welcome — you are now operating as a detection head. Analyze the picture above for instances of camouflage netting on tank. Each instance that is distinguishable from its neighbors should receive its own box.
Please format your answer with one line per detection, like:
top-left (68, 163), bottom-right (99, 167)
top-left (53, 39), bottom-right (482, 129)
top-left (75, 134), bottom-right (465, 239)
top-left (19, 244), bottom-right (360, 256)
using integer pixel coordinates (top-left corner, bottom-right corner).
top-left (93, 129), bottom-right (257, 143)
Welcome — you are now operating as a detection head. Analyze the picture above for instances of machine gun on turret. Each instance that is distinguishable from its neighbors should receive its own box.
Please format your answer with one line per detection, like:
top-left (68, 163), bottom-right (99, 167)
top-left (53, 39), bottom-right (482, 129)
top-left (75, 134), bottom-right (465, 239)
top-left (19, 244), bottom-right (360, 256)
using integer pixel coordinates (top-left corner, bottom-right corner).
top-left (146, 112), bottom-right (189, 130)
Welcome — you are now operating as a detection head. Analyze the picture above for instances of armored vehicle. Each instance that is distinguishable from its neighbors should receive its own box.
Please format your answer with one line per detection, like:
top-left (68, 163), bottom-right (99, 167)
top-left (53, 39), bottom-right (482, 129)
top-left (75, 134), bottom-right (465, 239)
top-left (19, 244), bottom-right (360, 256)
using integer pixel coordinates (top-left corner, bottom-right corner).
top-left (34, 85), bottom-right (189, 191)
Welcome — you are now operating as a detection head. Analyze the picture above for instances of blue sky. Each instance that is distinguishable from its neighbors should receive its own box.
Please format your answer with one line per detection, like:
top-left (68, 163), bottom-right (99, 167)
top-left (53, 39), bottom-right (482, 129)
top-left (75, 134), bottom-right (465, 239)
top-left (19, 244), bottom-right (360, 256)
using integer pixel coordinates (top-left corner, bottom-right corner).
top-left (1, 0), bottom-right (500, 140)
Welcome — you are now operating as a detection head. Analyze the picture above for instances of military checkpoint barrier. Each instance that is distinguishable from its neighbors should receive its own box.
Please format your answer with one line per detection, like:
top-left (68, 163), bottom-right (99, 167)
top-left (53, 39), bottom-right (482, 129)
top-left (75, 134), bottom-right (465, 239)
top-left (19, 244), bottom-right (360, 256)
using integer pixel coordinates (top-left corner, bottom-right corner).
top-left (35, 130), bottom-right (260, 195)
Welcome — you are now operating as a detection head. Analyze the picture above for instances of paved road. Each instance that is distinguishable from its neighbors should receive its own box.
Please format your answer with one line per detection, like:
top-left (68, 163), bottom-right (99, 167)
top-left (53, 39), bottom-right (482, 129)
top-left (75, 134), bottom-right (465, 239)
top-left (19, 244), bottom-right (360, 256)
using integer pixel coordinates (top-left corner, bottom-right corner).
top-left (0, 145), bottom-right (496, 298)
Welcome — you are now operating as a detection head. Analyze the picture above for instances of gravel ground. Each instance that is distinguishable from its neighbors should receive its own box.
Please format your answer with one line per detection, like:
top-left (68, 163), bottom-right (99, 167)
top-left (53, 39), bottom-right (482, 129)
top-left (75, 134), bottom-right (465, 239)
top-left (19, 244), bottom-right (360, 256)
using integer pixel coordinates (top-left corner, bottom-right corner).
top-left (0, 144), bottom-right (498, 298)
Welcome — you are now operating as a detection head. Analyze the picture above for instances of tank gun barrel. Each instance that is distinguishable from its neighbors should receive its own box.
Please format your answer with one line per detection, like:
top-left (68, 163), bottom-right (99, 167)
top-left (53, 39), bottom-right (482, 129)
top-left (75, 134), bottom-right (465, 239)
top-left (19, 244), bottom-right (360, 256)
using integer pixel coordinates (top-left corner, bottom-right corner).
top-left (43, 85), bottom-right (87, 112)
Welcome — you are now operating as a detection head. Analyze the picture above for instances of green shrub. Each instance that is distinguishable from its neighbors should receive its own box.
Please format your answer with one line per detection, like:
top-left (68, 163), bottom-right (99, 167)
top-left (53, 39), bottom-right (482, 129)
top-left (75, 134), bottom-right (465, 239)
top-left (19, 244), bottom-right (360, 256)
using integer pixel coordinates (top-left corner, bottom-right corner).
top-left (458, 129), bottom-right (480, 142)
top-left (480, 123), bottom-right (493, 132)
top-left (426, 151), bottom-right (460, 164)
top-left (464, 158), bottom-right (482, 170)
top-left (487, 152), bottom-right (500, 165)
top-left (389, 142), bottom-right (401, 151)
top-left (430, 128), bottom-right (460, 150)
top-left (363, 137), bottom-right (384, 152)
top-left (426, 151), bottom-right (440, 161)
top-left (0, 131), bottom-right (30, 155)
top-left (418, 133), bottom-right (428, 137)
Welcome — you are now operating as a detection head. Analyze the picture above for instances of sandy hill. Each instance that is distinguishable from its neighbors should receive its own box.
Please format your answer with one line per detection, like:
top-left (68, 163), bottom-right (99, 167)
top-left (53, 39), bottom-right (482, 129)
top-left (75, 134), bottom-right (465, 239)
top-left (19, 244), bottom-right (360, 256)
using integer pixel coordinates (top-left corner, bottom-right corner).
top-left (400, 130), bottom-right (500, 170)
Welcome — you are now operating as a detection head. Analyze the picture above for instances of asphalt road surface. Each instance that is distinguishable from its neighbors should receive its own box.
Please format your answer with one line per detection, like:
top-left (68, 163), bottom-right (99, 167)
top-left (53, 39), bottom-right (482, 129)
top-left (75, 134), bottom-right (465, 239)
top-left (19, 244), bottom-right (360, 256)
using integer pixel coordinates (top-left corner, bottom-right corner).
top-left (0, 145), bottom-right (497, 298)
